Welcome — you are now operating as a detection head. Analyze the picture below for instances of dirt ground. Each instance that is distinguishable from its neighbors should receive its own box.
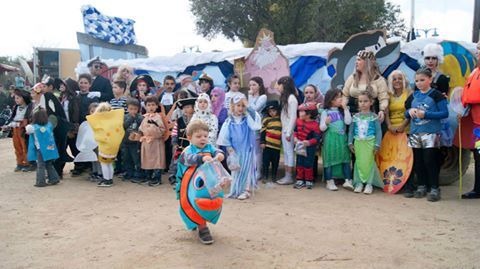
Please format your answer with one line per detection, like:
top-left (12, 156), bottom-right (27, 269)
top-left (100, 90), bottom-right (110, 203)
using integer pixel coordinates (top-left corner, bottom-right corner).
top-left (0, 137), bottom-right (479, 269)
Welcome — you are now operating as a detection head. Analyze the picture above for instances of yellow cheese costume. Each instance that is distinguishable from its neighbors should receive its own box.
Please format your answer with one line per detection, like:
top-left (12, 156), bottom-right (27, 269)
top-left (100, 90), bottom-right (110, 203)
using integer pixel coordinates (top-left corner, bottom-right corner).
top-left (86, 109), bottom-right (125, 163)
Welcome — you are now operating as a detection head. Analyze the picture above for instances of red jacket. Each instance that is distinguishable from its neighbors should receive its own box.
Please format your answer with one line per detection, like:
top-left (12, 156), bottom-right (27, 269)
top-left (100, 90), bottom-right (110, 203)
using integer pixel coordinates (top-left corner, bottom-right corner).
top-left (294, 119), bottom-right (321, 146)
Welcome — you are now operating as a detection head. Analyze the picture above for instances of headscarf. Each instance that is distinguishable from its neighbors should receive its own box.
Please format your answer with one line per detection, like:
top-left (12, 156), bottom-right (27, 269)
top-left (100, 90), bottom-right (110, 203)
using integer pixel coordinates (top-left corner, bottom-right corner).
top-left (211, 87), bottom-right (225, 117)
top-left (194, 93), bottom-right (213, 115)
top-left (192, 93), bottom-right (218, 145)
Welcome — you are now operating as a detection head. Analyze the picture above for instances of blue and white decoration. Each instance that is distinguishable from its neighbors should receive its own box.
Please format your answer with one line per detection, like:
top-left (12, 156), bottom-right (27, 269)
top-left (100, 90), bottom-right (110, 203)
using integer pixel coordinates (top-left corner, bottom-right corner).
top-left (76, 38), bottom-right (476, 94)
top-left (81, 5), bottom-right (137, 45)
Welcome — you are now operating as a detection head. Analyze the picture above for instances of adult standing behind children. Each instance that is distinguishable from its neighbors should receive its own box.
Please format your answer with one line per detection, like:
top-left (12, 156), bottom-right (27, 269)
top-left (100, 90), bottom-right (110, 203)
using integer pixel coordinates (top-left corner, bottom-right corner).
top-left (342, 50), bottom-right (389, 122)
top-left (88, 57), bottom-right (113, 102)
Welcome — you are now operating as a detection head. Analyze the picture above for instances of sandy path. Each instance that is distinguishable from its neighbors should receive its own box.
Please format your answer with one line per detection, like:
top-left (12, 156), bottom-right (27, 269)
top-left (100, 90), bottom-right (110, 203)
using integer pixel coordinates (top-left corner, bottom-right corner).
top-left (0, 138), bottom-right (479, 269)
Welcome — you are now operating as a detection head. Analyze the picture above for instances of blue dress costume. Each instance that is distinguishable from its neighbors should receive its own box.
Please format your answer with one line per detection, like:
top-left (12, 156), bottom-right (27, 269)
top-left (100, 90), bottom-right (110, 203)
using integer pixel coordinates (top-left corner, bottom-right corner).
top-left (217, 107), bottom-right (262, 198)
top-left (176, 144), bottom-right (224, 230)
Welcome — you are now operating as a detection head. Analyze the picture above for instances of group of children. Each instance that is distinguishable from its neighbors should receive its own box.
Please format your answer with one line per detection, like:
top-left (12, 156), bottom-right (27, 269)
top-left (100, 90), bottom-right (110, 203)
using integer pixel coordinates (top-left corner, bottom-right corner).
top-left (2, 63), bottom-right (456, 245)
top-left (4, 64), bottom-right (451, 204)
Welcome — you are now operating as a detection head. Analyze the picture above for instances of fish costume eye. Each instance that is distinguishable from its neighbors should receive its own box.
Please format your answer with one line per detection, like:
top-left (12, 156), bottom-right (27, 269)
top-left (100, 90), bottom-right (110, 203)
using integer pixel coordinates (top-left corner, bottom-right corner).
top-left (194, 176), bottom-right (205, 190)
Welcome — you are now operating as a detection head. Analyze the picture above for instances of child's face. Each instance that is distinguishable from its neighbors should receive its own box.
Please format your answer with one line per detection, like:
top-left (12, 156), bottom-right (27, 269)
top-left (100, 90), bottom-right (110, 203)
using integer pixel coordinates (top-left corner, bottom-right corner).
top-left (14, 95), bottom-right (26, 105)
top-left (229, 78), bottom-right (240, 92)
top-left (198, 99), bottom-right (208, 111)
top-left (145, 102), bottom-right (158, 113)
top-left (249, 80), bottom-right (259, 95)
top-left (332, 94), bottom-right (343, 108)
top-left (233, 101), bottom-right (246, 116)
top-left (424, 56), bottom-right (438, 70)
top-left (275, 83), bottom-right (283, 94)
top-left (268, 108), bottom-right (278, 117)
top-left (299, 110), bottom-right (307, 120)
top-left (89, 107), bottom-right (97, 115)
top-left (183, 104), bottom-right (194, 116)
top-left (127, 105), bottom-right (139, 116)
top-left (112, 84), bottom-right (124, 97)
top-left (200, 80), bottom-right (211, 92)
top-left (415, 74), bottom-right (432, 91)
top-left (210, 93), bottom-right (218, 103)
top-left (137, 82), bottom-right (148, 93)
top-left (304, 86), bottom-right (316, 101)
top-left (357, 95), bottom-right (372, 112)
top-left (79, 78), bottom-right (91, 93)
top-left (189, 130), bottom-right (209, 149)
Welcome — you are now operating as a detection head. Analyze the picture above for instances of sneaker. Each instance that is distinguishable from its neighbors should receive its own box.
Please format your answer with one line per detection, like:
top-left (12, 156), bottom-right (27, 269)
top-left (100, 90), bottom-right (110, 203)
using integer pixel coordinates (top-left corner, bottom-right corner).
top-left (354, 183), bottom-right (363, 193)
top-left (293, 180), bottom-right (306, 189)
top-left (427, 188), bottom-right (441, 202)
top-left (89, 173), bottom-right (99, 182)
top-left (403, 189), bottom-right (414, 198)
top-left (343, 179), bottom-right (354, 190)
top-left (237, 191), bottom-right (250, 200)
top-left (21, 166), bottom-right (33, 172)
top-left (148, 179), bottom-right (161, 187)
top-left (34, 183), bottom-right (48, 187)
top-left (48, 180), bottom-right (59, 186)
top-left (462, 190), bottom-right (480, 199)
top-left (198, 227), bottom-right (214, 245)
top-left (122, 174), bottom-right (132, 182)
top-left (414, 185), bottom-right (427, 198)
top-left (97, 179), bottom-right (113, 187)
top-left (70, 169), bottom-right (84, 177)
top-left (363, 184), bottom-right (373, 194)
top-left (306, 181), bottom-right (314, 189)
top-left (326, 180), bottom-right (338, 191)
top-left (276, 174), bottom-right (294, 185)
top-left (14, 165), bottom-right (23, 172)
top-left (131, 177), bottom-right (148, 184)
top-left (168, 176), bottom-right (177, 185)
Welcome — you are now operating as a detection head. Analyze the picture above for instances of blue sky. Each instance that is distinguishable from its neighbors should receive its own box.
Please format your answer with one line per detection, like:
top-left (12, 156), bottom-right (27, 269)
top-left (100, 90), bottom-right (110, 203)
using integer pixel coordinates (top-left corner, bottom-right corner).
top-left (0, 0), bottom-right (475, 58)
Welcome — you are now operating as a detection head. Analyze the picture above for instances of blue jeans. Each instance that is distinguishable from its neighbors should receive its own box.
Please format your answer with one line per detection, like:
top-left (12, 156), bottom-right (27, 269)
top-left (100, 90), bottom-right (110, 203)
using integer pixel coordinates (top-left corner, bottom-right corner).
top-left (324, 163), bottom-right (352, 181)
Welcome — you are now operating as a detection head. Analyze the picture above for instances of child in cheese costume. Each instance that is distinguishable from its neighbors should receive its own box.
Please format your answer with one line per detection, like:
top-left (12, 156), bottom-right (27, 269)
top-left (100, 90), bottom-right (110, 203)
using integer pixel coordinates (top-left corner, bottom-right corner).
top-left (86, 102), bottom-right (125, 187)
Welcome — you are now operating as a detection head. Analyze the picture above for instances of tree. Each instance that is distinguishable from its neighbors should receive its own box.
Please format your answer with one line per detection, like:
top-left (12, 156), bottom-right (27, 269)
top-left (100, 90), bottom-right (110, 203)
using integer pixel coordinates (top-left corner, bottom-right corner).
top-left (189, 0), bottom-right (406, 46)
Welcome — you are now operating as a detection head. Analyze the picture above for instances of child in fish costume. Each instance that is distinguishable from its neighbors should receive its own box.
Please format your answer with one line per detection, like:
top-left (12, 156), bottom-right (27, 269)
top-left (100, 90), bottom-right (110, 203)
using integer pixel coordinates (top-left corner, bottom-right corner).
top-left (176, 120), bottom-right (227, 245)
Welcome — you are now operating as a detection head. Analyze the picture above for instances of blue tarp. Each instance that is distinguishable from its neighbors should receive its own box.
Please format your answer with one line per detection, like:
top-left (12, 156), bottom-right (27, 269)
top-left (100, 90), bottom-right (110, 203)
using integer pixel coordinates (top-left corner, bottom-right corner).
top-left (290, 56), bottom-right (327, 88)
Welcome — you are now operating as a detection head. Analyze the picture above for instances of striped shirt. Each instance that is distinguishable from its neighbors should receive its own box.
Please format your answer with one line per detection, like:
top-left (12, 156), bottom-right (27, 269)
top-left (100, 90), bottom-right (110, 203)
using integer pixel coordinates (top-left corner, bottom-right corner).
top-left (109, 96), bottom-right (127, 113)
top-left (261, 116), bottom-right (282, 150)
